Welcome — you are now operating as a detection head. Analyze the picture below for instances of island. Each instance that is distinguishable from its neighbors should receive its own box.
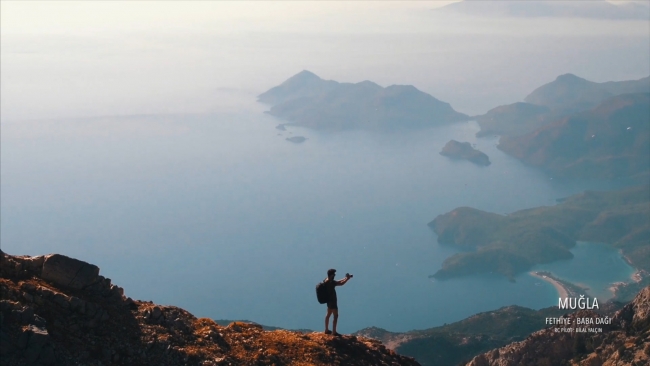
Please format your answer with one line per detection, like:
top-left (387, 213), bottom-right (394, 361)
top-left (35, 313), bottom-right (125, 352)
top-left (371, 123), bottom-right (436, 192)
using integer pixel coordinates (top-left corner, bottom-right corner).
top-left (285, 136), bottom-right (307, 143)
top-left (258, 70), bottom-right (469, 131)
top-left (439, 140), bottom-right (491, 166)
top-left (429, 185), bottom-right (650, 280)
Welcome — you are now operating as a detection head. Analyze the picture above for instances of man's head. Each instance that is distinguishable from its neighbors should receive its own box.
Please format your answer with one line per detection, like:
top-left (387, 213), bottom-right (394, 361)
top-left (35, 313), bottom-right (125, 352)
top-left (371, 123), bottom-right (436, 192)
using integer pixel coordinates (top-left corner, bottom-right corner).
top-left (327, 268), bottom-right (336, 279)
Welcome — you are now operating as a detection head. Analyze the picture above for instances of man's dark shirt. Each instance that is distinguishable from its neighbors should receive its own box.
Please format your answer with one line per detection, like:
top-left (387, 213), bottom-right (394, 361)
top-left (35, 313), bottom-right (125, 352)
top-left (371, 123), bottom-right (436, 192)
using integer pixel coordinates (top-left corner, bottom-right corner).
top-left (325, 278), bottom-right (339, 309)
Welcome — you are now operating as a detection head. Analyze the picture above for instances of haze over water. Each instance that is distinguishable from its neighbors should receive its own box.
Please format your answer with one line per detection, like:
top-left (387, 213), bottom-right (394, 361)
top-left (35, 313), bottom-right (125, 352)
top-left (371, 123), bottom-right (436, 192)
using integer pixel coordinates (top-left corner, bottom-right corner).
top-left (1, 100), bottom-right (635, 332)
top-left (1, 1), bottom-right (648, 333)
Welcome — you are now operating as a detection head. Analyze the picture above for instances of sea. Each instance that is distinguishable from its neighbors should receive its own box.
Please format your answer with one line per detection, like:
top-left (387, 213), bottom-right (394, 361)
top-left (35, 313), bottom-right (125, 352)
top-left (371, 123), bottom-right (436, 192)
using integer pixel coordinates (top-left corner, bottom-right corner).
top-left (0, 96), bottom-right (638, 333)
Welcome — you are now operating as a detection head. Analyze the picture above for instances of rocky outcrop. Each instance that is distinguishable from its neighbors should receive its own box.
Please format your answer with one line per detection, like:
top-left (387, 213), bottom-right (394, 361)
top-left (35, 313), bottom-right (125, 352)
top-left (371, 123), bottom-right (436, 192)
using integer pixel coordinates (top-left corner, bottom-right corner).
top-left (0, 251), bottom-right (420, 366)
top-left (440, 140), bottom-right (491, 166)
top-left (465, 286), bottom-right (650, 366)
top-left (41, 254), bottom-right (100, 290)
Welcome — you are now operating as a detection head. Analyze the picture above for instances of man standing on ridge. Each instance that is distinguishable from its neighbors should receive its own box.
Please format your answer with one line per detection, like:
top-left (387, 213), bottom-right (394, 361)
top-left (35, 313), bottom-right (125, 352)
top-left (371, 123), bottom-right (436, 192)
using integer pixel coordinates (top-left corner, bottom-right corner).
top-left (324, 268), bottom-right (352, 336)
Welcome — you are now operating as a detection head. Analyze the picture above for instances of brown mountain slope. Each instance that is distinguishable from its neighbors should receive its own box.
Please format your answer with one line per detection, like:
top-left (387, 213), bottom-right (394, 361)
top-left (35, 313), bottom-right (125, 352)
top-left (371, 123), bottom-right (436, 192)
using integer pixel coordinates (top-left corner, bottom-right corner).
top-left (465, 286), bottom-right (650, 366)
top-left (0, 251), bottom-right (420, 366)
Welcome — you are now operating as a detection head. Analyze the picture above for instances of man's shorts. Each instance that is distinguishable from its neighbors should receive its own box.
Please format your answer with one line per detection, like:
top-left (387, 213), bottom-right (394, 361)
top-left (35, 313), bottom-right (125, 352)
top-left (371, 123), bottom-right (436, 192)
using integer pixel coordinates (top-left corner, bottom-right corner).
top-left (327, 299), bottom-right (338, 310)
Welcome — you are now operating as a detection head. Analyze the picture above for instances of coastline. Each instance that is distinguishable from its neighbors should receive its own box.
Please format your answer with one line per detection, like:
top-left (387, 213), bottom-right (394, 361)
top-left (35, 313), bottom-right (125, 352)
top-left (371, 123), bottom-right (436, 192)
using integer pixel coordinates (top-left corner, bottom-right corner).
top-left (530, 271), bottom-right (569, 299)
top-left (621, 253), bottom-right (642, 283)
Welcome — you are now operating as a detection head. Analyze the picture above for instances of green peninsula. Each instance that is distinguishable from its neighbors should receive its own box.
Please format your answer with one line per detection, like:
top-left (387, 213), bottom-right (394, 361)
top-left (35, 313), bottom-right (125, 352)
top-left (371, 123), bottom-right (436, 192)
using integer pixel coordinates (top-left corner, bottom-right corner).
top-left (429, 186), bottom-right (650, 280)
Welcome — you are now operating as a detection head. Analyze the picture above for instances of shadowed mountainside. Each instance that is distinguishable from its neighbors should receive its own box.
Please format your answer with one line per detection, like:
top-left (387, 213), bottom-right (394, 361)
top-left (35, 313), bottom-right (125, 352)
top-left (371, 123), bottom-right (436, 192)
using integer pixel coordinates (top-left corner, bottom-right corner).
top-left (498, 93), bottom-right (650, 179)
top-left (258, 71), bottom-right (468, 130)
top-left (465, 286), bottom-right (650, 366)
top-left (429, 185), bottom-right (650, 280)
top-left (0, 252), bottom-right (420, 366)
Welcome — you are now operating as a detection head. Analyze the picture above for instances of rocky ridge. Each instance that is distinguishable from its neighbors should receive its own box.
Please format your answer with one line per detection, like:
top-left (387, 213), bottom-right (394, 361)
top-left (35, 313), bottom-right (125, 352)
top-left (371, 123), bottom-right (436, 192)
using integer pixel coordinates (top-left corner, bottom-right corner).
top-left (0, 251), bottom-right (420, 366)
top-left (465, 286), bottom-right (650, 366)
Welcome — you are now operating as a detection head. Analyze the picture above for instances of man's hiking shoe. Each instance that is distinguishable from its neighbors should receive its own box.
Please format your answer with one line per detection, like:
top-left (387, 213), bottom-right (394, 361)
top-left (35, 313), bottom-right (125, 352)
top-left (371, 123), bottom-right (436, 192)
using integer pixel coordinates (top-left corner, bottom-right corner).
top-left (324, 330), bottom-right (332, 335)
top-left (333, 332), bottom-right (342, 337)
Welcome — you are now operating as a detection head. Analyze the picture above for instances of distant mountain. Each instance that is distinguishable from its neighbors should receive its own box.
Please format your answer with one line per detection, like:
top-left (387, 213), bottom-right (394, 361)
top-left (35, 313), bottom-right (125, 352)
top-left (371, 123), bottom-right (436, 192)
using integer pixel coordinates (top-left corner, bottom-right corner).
top-left (258, 70), bottom-right (339, 106)
top-left (499, 92), bottom-right (650, 179)
top-left (429, 186), bottom-right (650, 280)
top-left (524, 73), bottom-right (650, 113)
top-left (436, 0), bottom-right (650, 20)
top-left (258, 71), bottom-right (469, 130)
top-left (466, 286), bottom-right (650, 366)
top-left (473, 74), bottom-right (650, 138)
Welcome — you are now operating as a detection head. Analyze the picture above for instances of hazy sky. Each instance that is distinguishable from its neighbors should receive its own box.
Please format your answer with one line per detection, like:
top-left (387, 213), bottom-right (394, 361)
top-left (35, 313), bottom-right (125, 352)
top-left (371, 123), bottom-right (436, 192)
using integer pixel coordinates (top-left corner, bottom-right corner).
top-left (2, 1), bottom-right (649, 119)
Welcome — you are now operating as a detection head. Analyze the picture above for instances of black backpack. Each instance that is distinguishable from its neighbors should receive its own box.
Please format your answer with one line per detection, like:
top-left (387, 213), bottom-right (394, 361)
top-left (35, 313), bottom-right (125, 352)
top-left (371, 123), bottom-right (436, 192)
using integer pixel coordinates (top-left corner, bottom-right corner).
top-left (316, 280), bottom-right (329, 304)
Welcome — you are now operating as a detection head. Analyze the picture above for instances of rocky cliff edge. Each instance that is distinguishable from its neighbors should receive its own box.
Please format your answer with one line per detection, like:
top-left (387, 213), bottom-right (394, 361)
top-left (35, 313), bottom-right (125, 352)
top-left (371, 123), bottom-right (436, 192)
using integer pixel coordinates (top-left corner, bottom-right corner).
top-left (0, 251), bottom-right (420, 366)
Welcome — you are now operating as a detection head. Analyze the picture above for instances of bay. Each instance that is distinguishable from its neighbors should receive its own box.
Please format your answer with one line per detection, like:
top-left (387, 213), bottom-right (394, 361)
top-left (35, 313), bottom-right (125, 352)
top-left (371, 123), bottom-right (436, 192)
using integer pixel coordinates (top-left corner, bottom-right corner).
top-left (0, 97), bottom-right (634, 332)
top-left (533, 242), bottom-right (636, 301)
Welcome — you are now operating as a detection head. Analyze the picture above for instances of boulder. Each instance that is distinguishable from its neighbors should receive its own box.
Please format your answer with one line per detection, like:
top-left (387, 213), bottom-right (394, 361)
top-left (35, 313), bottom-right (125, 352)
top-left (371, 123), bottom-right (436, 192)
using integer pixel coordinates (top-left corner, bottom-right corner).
top-left (41, 254), bottom-right (99, 290)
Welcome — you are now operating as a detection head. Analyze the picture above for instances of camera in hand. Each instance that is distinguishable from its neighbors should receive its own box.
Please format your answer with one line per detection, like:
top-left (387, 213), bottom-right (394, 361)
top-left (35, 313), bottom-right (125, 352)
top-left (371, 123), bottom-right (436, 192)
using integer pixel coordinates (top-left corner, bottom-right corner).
top-left (346, 273), bottom-right (353, 278)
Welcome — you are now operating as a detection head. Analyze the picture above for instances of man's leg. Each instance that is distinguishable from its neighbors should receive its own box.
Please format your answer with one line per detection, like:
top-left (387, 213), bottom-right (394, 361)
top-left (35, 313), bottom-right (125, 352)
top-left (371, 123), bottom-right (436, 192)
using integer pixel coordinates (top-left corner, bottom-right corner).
top-left (332, 309), bottom-right (339, 334)
top-left (325, 308), bottom-right (333, 333)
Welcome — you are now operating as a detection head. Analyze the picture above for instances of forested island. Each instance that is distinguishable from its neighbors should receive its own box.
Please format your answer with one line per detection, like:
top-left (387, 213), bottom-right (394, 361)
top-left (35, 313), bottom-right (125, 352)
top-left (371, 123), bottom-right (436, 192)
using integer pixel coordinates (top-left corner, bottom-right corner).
top-left (429, 186), bottom-right (650, 280)
top-left (258, 70), bottom-right (468, 130)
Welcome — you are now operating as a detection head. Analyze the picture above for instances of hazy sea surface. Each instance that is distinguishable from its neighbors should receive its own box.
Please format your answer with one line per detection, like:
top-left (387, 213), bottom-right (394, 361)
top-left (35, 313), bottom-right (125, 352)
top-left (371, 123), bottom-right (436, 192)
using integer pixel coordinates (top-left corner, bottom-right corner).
top-left (0, 97), bottom-right (637, 332)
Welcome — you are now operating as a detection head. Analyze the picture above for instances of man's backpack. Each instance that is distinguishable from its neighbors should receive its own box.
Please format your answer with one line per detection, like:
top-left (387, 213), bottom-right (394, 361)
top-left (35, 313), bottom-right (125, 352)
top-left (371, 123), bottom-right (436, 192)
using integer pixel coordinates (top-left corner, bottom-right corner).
top-left (316, 280), bottom-right (328, 304)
